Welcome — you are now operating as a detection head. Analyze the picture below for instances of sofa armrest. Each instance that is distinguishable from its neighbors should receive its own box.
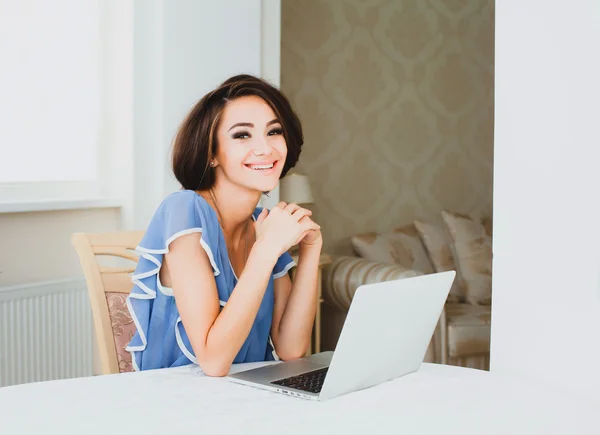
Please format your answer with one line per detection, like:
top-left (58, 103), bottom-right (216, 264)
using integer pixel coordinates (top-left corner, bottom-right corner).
top-left (322, 255), bottom-right (423, 312)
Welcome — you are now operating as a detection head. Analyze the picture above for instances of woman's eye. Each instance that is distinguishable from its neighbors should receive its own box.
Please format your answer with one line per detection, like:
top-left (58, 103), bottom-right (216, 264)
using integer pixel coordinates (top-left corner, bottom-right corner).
top-left (233, 131), bottom-right (250, 139)
top-left (268, 128), bottom-right (283, 136)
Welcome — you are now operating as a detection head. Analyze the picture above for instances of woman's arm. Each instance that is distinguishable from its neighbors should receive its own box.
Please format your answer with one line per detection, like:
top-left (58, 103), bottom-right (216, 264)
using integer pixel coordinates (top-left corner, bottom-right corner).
top-left (166, 205), bottom-right (320, 376)
top-left (271, 240), bottom-right (322, 360)
top-left (166, 233), bottom-right (277, 377)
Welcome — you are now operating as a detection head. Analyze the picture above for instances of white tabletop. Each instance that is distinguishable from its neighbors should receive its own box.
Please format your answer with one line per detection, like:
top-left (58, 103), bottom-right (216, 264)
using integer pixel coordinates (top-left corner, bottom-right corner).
top-left (0, 362), bottom-right (597, 435)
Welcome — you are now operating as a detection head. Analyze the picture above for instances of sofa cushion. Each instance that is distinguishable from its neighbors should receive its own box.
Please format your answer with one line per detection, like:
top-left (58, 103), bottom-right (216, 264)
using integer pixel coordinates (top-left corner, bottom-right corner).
top-left (351, 224), bottom-right (434, 274)
top-left (445, 303), bottom-right (491, 358)
top-left (351, 232), bottom-right (396, 265)
top-left (441, 210), bottom-right (493, 305)
top-left (482, 217), bottom-right (493, 237)
top-left (413, 219), bottom-right (464, 302)
top-left (388, 225), bottom-right (435, 274)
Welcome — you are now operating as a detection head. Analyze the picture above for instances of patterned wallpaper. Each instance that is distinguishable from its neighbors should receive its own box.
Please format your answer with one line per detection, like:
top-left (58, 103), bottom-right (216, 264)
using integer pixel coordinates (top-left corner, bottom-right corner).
top-left (281, 0), bottom-right (494, 256)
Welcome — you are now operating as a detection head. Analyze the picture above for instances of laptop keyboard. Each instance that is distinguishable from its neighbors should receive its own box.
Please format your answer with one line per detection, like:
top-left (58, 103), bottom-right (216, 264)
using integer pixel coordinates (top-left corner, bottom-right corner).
top-left (271, 367), bottom-right (329, 394)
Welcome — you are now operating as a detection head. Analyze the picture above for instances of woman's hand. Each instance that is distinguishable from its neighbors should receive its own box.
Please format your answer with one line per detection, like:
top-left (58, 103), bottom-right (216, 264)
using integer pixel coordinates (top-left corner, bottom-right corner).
top-left (253, 202), bottom-right (320, 258)
top-left (298, 222), bottom-right (322, 249)
top-left (275, 202), bottom-right (322, 248)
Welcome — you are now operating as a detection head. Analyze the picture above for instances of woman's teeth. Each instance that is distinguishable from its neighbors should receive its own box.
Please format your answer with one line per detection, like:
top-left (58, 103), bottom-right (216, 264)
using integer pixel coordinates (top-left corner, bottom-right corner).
top-left (249, 163), bottom-right (274, 170)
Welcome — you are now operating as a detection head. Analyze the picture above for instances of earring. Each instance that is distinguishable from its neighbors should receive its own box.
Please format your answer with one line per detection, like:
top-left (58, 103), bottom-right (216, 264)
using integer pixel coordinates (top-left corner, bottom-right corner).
top-left (210, 161), bottom-right (216, 167)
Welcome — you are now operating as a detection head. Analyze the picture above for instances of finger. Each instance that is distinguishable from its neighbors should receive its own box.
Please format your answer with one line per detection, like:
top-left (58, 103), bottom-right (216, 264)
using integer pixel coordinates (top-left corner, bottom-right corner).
top-left (283, 202), bottom-right (301, 214)
top-left (294, 231), bottom-right (309, 246)
top-left (291, 208), bottom-right (311, 222)
top-left (255, 208), bottom-right (268, 225)
top-left (298, 215), bottom-right (319, 227)
top-left (312, 221), bottom-right (321, 230)
top-left (292, 207), bottom-right (312, 216)
top-left (275, 201), bottom-right (287, 210)
top-left (301, 222), bottom-right (320, 238)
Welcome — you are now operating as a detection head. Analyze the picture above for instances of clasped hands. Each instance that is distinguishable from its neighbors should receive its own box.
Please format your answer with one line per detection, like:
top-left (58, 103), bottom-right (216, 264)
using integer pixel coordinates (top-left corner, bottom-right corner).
top-left (253, 202), bottom-right (322, 257)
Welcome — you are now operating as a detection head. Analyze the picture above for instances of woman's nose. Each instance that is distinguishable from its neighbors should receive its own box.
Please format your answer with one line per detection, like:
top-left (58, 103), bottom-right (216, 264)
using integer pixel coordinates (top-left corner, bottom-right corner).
top-left (252, 136), bottom-right (273, 156)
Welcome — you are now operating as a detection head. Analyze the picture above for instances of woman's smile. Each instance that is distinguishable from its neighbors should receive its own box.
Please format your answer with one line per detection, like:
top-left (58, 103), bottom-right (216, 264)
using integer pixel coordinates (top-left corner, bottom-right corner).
top-left (243, 159), bottom-right (279, 175)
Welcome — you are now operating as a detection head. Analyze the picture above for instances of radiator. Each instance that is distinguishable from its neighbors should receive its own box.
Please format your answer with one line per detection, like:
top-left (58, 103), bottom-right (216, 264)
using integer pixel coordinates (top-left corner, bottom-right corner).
top-left (0, 278), bottom-right (94, 388)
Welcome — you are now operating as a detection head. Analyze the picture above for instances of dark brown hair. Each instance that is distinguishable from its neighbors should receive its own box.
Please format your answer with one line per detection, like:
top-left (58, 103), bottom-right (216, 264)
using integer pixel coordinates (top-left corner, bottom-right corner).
top-left (171, 74), bottom-right (303, 191)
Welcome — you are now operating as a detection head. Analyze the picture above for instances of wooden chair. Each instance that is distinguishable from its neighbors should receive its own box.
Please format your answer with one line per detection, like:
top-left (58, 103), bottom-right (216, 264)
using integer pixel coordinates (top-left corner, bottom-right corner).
top-left (71, 231), bottom-right (145, 375)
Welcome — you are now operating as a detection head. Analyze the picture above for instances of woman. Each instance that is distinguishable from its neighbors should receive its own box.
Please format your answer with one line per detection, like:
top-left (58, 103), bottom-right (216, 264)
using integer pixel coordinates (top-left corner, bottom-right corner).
top-left (126, 74), bottom-right (322, 377)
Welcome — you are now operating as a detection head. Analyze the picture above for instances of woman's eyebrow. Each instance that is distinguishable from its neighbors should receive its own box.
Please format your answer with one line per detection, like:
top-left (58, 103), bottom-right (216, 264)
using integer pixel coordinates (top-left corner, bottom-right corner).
top-left (228, 122), bottom-right (253, 131)
top-left (228, 119), bottom-right (280, 131)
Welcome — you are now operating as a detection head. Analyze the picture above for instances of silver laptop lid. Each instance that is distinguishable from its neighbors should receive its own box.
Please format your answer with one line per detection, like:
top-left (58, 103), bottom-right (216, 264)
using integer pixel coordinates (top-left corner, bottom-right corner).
top-left (319, 270), bottom-right (455, 401)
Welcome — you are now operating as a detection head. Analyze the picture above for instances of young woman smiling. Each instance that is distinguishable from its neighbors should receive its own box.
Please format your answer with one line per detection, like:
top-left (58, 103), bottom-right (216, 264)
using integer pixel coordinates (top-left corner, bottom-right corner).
top-left (126, 74), bottom-right (322, 376)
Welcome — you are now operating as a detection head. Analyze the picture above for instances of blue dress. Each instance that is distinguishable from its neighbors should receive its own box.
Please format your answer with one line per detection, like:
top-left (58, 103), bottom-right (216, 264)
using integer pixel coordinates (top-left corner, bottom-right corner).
top-left (125, 190), bottom-right (296, 371)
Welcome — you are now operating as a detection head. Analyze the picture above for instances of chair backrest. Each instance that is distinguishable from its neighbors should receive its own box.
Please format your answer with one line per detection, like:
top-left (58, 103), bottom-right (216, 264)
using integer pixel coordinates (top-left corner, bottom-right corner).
top-left (71, 231), bottom-right (145, 375)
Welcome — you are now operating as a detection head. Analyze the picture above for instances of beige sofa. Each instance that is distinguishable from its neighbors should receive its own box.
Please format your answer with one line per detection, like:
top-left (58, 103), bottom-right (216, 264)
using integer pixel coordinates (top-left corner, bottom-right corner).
top-left (320, 210), bottom-right (493, 370)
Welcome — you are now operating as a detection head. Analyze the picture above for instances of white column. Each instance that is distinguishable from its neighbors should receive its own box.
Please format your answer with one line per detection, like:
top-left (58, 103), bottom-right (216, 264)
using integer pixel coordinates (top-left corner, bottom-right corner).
top-left (491, 0), bottom-right (600, 399)
top-left (127, 0), bottom-right (279, 230)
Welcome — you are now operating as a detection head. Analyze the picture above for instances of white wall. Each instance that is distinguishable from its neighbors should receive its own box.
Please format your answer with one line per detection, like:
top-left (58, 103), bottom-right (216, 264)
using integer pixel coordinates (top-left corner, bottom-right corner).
top-left (491, 0), bottom-right (600, 399)
top-left (0, 208), bottom-right (121, 286)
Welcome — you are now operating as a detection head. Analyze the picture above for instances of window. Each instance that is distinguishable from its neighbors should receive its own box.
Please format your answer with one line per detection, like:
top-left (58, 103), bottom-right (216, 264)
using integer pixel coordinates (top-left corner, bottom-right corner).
top-left (0, 0), bottom-right (129, 210)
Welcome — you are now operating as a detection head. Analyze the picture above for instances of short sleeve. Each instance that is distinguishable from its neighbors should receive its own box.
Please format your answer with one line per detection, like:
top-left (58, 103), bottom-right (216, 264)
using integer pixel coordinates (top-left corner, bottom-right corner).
top-left (126, 190), bottom-right (222, 371)
top-left (273, 251), bottom-right (296, 279)
top-left (134, 190), bottom-right (221, 276)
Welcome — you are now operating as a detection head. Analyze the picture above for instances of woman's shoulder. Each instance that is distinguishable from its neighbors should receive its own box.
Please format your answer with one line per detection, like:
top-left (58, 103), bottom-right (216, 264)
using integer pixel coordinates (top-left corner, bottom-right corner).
top-left (141, 190), bottom-right (218, 244)
top-left (154, 190), bottom-right (215, 220)
top-left (159, 189), bottom-right (207, 210)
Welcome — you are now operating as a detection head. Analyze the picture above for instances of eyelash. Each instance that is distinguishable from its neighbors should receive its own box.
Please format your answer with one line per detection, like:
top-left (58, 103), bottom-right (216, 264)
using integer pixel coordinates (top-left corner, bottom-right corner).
top-left (232, 128), bottom-right (283, 140)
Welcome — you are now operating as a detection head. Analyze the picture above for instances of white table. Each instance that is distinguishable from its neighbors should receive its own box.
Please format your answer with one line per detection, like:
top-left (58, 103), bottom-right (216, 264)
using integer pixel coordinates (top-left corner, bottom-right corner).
top-left (0, 362), bottom-right (598, 435)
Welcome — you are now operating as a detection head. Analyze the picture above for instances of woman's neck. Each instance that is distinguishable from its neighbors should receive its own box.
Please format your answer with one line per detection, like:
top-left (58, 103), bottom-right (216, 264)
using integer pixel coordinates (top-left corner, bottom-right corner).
top-left (199, 182), bottom-right (262, 242)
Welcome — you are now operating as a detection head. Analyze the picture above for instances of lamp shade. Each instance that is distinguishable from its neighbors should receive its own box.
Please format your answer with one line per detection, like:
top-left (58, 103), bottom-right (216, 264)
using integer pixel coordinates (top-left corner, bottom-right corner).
top-left (279, 173), bottom-right (314, 204)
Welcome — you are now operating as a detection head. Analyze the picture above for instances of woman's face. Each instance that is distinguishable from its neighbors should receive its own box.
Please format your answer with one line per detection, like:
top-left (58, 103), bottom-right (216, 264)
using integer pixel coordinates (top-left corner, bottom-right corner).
top-left (214, 95), bottom-right (287, 193)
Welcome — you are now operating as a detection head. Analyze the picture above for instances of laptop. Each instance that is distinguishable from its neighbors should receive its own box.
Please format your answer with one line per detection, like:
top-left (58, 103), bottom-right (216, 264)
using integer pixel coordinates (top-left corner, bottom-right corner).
top-left (227, 270), bottom-right (455, 401)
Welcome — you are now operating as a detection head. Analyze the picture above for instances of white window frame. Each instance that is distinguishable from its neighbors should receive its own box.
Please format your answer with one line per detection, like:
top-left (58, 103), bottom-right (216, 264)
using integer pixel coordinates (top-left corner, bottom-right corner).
top-left (0, 0), bottom-right (132, 213)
